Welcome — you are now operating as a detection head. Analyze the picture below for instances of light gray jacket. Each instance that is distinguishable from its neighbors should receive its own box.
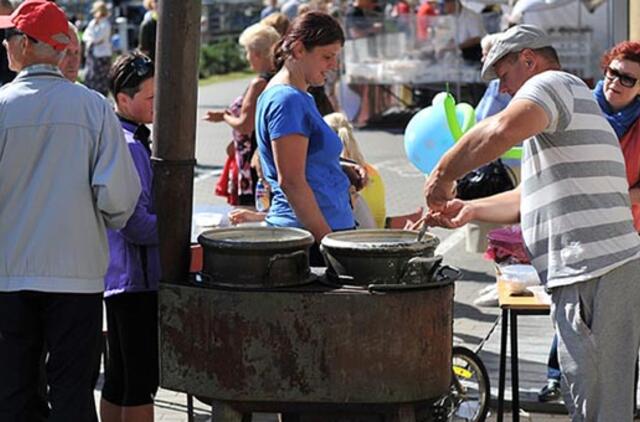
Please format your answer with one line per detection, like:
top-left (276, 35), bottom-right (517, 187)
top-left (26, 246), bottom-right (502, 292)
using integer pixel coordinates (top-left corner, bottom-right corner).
top-left (0, 64), bottom-right (141, 293)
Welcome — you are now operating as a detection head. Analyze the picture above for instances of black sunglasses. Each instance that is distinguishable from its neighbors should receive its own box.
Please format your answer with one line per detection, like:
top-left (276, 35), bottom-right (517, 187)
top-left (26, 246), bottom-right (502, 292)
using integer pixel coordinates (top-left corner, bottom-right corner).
top-left (605, 66), bottom-right (639, 89)
top-left (4, 27), bottom-right (38, 43)
top-left (4, 27), bottom-right (23, 40)
top-left (116, 56), bottom-right (154, 93)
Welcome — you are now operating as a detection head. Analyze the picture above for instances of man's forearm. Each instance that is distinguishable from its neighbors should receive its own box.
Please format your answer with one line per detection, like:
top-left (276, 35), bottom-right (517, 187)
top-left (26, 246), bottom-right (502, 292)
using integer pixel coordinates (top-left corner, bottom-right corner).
top-left (434, 117), bottom-right (512, 183)
top-left (469, 187), bottom-right (520, 224)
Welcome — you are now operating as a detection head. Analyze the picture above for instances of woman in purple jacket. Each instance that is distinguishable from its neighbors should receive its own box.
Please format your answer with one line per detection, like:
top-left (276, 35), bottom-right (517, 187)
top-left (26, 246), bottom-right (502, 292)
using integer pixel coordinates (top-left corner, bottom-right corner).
top-left (101, 51), bottom-right (159, 422)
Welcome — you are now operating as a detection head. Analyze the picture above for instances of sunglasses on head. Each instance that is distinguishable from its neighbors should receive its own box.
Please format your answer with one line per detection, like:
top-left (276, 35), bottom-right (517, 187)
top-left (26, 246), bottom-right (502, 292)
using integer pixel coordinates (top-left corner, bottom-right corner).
top-left (116, 56), bottom-right (154, 93)
top-left (605, 66), bottom-right (639, 88)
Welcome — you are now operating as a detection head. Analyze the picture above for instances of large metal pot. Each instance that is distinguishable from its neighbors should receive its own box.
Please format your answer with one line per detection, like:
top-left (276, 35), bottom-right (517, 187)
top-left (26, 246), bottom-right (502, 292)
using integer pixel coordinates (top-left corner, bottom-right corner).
top-left (198, 226), bottom-right (314, 287)
top-left (321, 229), bottom-right (440, 285)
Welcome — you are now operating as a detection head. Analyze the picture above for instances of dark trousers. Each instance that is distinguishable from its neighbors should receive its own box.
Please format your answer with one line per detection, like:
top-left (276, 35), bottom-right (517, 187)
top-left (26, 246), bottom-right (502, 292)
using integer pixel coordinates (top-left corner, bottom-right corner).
top-left (0, 291), bottom-right (102, 422)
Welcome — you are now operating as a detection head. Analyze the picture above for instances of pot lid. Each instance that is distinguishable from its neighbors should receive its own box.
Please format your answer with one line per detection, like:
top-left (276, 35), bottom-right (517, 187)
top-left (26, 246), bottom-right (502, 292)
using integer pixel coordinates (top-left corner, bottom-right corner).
top-left (321, 229), bottom-right (439, 252)
top-left (198, 226), bottom-right (314, 250)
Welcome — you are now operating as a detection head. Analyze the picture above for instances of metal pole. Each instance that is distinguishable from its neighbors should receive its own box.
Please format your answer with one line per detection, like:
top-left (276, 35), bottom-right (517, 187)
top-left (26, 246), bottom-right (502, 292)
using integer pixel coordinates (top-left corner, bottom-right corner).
top-left (152, 0), bottom-right (201, 284)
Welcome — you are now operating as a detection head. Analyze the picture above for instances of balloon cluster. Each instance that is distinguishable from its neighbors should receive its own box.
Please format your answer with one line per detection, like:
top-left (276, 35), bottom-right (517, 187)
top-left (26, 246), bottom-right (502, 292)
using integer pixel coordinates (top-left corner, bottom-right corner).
top-left (404, 92), bottom-right (475, 174)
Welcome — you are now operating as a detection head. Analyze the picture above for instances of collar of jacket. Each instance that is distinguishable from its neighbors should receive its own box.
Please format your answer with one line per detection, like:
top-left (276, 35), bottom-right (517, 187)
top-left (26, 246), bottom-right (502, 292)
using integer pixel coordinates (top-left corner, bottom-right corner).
top-left (16, 64), bottom-right (63, 80)
top-left (117, 114), bottom-right (152, 154)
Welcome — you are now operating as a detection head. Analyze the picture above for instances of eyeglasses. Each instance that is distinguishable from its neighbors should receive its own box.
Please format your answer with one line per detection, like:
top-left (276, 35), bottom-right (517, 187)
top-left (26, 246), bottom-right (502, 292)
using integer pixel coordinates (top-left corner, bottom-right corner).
top-left (115, 56), bottom-right (154, 93)
top-left (4, 27), bottom-right (37, 43)
top-left (4, 28), bottom-right (24, 41)
top-left (605, 66), bottom-right (639, 88)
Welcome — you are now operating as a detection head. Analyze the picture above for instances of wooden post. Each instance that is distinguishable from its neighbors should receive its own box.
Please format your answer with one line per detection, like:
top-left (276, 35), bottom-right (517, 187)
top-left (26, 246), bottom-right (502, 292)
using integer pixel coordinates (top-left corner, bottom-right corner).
top-left (152, 0), bottom-right (201, 284)
top-left (630, 0), bottom-right (640, 41)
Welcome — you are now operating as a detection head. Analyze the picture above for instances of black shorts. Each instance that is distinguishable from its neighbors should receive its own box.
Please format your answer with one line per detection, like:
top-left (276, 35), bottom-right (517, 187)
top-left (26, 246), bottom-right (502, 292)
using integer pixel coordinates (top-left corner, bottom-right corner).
top-left (102, 291), bottom-right (158, 407)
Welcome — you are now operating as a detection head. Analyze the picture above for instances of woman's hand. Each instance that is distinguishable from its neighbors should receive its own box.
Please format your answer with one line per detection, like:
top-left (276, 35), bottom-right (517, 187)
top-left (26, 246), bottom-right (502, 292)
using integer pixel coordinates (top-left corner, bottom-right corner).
top-left (341, 161), bottom-right (368, 191)
top-left (228, 208), bottom-right (266, 225)
top-left (204, 110), bottom-right (228, 123)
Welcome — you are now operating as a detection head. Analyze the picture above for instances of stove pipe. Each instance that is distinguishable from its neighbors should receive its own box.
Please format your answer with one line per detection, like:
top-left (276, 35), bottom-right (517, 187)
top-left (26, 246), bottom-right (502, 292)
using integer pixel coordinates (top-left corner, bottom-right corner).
top-left (151, 1), bottom-right (201, 284)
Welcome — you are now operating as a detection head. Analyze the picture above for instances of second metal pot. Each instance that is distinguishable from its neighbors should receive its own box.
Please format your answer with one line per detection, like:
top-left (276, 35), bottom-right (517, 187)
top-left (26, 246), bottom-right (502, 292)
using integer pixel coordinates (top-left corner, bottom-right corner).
top-left (320, 229), bottom-right (441, 285)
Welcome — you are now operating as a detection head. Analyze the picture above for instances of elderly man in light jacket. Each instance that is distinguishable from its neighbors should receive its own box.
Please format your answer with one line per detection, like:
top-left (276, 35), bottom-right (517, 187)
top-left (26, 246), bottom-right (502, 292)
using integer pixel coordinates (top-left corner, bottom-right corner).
top-left (0, 2), bottom-right (140, 421)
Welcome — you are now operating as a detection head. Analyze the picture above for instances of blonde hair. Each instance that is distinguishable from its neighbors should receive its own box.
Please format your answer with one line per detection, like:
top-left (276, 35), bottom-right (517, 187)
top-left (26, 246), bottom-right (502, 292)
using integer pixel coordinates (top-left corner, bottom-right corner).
top-left (91, 1), bottom-right (109, 18)
top-left (238, 23), bottom-right (281, 60)
top-left (261, 12), bottom-right (290, 36)
top-left (323, 112), bottom-right (366, 167)
top-left (143, 0), bottom-right (156, 10)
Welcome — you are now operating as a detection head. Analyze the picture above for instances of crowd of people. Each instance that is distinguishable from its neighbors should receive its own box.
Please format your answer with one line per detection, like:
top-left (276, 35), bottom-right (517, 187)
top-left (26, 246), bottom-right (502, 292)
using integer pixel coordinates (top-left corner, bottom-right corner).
top-left (2, 0), bottom-right (640, 421)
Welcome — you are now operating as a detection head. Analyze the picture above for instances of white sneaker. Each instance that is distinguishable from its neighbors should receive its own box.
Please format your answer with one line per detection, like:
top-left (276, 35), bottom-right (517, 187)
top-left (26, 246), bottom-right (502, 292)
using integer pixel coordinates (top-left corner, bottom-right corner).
top-left (473, 285), bottom-right (499, 307)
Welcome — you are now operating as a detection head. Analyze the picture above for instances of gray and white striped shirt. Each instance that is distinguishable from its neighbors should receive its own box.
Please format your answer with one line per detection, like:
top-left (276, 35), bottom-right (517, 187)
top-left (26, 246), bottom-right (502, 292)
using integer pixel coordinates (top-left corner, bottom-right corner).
top-left (514, 70), bottom-right (640, 288)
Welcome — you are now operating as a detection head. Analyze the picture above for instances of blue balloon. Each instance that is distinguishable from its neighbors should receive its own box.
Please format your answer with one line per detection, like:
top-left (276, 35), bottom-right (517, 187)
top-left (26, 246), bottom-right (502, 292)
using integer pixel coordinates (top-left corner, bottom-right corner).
top-left (404, 103), bottom-right (458, 174)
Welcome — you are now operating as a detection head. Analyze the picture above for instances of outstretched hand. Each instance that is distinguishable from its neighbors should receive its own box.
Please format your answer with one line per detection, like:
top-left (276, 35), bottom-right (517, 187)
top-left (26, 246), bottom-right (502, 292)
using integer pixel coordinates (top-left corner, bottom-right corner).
top-left (426, 199), bottom-right (474, 229)
top-left (203, 110), bottom-right (228, 123)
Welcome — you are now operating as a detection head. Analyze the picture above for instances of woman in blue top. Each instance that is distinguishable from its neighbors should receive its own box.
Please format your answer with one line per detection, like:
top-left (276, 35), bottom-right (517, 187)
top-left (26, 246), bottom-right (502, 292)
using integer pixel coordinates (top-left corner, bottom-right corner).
top-left (255, 11), bottom-right (355, 264)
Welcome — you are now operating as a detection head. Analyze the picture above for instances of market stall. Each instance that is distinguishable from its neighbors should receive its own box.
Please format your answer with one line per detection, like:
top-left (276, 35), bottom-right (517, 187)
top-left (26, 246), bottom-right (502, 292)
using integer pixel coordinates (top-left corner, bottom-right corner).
top-left (339, 0), bottom-right (615, 125)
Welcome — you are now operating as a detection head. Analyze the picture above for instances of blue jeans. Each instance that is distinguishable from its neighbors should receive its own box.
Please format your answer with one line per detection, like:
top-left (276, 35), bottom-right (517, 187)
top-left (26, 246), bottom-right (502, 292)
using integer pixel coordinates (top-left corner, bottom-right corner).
top-left (547, 334), bottom-right (561, 381)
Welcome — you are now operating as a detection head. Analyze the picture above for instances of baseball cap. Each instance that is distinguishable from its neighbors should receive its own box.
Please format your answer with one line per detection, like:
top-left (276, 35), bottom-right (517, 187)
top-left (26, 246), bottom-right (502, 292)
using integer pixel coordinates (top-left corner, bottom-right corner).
top-left (0, 0), bottom-right (70, 52)
top-left (481, 24), bottom-right (552, 81)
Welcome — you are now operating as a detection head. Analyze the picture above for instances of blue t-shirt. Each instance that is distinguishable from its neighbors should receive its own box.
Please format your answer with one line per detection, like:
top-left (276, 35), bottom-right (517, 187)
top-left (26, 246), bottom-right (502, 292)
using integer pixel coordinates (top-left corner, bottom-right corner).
top-left (475, 79), bottom-right (511, 122)
top-left (256, 84), bottom-right (354, 230)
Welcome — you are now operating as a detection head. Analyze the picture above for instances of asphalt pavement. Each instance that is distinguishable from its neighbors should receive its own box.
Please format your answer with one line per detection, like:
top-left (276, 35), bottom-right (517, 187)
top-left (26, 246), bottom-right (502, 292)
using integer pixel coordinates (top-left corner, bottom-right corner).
top-left (95, 77), bottom-right (570, 421)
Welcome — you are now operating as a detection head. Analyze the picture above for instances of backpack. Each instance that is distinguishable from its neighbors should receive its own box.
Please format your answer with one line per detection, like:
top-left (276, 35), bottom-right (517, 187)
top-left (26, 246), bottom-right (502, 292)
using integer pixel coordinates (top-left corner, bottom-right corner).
top-left (456, 159), bottom-right (517, 200)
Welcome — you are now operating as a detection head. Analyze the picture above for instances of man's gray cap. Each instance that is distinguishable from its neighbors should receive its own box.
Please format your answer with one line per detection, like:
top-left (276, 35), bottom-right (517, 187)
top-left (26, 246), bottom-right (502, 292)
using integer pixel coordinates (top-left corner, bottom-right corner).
top-left (481, 24), bottom-right (552, 81)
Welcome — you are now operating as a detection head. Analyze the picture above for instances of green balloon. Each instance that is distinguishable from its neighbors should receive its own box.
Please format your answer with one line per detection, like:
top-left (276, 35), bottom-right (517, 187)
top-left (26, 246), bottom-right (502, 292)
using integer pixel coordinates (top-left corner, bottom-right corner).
top-left (443, 93), bottom-right (462, 141)
top-left (457, 103), bottom-right (476, 135)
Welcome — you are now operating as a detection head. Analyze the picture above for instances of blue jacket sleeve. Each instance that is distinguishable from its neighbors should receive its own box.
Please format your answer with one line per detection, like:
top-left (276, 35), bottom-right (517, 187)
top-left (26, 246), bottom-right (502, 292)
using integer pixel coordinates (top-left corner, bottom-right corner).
top-left (119, 142), bottom-right (159, 246)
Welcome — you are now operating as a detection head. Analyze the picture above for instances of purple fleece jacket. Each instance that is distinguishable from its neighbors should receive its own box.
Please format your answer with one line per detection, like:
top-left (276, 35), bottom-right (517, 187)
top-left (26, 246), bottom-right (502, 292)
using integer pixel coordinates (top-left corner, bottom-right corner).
top-left (104, 117), bottom-right (160, 296)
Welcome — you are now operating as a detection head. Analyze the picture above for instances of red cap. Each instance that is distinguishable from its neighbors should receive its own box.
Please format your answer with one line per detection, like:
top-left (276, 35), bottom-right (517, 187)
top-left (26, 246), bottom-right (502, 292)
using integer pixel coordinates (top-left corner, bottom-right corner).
top-left (0, 0), bottom-right (70, 51)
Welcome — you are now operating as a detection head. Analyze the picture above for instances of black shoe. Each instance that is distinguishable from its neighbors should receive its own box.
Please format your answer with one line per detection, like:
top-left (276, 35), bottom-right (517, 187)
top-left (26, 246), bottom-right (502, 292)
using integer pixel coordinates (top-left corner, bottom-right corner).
top-left (538, 379), bottom-right (561, 402)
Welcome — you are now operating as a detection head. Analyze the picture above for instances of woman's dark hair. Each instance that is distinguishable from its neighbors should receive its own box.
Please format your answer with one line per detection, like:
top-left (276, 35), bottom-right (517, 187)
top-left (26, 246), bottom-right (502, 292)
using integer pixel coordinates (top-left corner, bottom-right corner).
top-left (601, 41), bottom-right (640, 71)
top-left (272, 11), bottom-right (345, 71)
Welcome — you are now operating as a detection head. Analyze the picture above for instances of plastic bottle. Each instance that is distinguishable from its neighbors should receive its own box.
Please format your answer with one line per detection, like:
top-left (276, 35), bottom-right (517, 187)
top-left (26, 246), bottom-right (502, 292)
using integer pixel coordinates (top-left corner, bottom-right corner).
top-left (254, 178), bottom-right (270, 212)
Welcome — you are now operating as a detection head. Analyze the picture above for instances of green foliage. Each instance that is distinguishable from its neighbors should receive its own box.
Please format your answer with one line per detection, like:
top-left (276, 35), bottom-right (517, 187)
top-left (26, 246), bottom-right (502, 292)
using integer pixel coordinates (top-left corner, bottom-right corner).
top-left (199, 37), bottom-right (248, 78)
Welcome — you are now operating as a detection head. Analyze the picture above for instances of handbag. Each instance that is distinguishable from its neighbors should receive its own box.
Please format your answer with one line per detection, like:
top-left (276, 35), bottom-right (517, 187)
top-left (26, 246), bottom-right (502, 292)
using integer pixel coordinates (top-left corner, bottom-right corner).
top-left (214, 154), bottom-right (239, 205)
top-left (456, 159), bottom-right (517, 200)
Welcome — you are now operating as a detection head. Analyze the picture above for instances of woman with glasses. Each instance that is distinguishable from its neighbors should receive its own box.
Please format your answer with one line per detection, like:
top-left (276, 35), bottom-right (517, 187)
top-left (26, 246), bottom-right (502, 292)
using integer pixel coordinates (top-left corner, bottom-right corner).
top-left (596, 41), bottom-right (640, 221)
top-left (82, 1), bottom-right (112, 96)
top-left (539, 40), bottom-right (640, 405)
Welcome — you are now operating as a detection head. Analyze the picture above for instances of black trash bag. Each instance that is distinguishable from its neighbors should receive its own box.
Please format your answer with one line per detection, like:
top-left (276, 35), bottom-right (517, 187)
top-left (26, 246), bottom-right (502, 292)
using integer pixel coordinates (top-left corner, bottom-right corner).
top-left (456, 159), bottom-right (517, 200)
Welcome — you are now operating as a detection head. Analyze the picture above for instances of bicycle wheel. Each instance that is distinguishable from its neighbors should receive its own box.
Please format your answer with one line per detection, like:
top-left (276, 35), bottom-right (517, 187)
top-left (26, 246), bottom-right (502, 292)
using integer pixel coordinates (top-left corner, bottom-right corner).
top-left (450, 346), bottom-right (490, 422)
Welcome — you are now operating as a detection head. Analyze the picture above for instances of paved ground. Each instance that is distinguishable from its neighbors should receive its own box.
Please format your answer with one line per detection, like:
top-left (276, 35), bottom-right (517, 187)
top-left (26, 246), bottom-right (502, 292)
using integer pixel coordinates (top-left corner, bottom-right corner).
top-left (94, 78), bottom-right (571, 421)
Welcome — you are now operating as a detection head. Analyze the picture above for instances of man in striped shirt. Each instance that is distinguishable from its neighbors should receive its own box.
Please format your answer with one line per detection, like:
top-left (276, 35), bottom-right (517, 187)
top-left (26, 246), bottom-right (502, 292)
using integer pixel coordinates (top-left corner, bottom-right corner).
top-left (424, 24), bottom-right (640, 421)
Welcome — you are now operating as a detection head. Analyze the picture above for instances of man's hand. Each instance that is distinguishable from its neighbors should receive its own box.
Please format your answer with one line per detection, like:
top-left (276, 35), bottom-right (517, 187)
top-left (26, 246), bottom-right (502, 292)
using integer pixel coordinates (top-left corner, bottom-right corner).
top-left (341, 161), bottom-right (368, 191)
top-left (204, 110), bottom-right (227, 123)
top-left (424, 172), bottom-right (456, 212)
top-left (427, 199), bottom-right (475, 229)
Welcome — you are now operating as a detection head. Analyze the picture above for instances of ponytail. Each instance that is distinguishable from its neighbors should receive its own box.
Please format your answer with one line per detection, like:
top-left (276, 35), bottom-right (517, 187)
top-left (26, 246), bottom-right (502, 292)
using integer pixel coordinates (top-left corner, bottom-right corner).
top-left (272, 37), bottom-right (288, 72)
